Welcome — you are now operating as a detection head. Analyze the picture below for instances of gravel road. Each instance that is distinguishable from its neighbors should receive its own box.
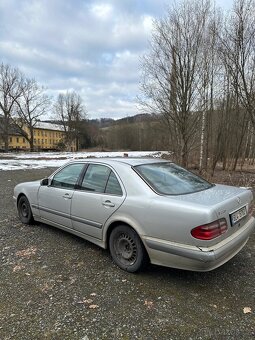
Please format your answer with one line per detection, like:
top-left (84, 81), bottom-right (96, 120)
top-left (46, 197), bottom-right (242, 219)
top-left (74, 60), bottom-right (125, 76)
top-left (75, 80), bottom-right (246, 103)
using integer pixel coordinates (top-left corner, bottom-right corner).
top-left (0, 169), bottom-right (254, 339)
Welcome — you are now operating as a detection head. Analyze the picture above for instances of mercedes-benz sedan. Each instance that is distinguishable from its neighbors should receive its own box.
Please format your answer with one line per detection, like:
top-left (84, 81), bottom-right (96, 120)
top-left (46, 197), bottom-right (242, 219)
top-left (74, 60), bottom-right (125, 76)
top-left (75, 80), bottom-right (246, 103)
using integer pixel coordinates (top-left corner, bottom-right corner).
top-left (13, 158), bottom-right (255, 272)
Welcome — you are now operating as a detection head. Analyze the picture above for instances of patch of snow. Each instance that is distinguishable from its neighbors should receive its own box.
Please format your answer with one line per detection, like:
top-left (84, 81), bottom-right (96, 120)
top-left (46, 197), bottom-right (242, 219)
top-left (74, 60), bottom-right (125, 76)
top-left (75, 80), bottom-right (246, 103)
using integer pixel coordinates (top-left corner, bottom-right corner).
top-left (0, 151), bottom-right (171, 171)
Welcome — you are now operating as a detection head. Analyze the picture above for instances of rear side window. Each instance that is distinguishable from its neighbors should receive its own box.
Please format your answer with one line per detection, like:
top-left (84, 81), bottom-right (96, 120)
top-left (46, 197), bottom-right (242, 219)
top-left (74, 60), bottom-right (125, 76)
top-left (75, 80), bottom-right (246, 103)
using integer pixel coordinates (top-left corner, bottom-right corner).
top-left (105, 171), bottom-right (123, 196)
top-left (134, 162), bottom-right (213, 195)
top-left (81, 164), bottom-right (122, 195)
top-left (51, 163), bottom-right (84, 189)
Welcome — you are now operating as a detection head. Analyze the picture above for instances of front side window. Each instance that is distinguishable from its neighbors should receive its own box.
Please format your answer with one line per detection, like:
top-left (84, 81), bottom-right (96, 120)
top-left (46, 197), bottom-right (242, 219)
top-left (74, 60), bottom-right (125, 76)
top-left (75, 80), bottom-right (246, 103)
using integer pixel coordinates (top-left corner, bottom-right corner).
top-left (134, 162), bottom-right (213, 195)
top-left (81, 164), bottom-right (122, 195)
top-left (51, 163), bottom-right (84, 189)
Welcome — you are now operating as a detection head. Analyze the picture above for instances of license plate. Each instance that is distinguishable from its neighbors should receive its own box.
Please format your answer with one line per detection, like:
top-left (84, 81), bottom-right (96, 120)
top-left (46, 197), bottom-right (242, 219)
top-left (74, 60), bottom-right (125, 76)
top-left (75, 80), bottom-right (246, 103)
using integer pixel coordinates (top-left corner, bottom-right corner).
top-left (230, 206), bottom-right (247, 225)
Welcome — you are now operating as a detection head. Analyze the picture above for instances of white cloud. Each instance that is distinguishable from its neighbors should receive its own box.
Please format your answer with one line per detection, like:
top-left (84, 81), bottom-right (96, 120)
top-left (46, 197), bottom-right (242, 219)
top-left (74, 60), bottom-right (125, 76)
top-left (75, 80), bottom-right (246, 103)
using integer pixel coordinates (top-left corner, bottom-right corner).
top-left (142, 15), bottom-right (154, 33)
top-left (0, 0), bottom-right (167, 119)
top-left (90, 3), bottom-right (113, 19)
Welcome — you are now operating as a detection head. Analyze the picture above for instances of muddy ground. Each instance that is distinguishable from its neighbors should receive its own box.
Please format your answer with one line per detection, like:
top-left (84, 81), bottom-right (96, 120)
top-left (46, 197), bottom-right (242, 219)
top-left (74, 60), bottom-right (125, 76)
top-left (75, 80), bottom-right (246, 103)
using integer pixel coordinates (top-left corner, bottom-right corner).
top-left (0, 168), bottom-right (254, 339)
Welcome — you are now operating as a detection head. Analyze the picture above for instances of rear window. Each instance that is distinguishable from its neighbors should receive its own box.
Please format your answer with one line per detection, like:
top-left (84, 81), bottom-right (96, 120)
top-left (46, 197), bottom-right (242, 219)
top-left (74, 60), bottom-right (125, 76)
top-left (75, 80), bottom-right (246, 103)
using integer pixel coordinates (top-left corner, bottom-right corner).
top-left (134, 162), bottom-right (213, 195)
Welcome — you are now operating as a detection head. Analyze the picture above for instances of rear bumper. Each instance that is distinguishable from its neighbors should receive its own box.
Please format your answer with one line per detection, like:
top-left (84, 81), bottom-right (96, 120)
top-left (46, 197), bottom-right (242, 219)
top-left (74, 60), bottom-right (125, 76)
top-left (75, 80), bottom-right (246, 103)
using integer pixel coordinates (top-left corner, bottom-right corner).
top-left (143, 217), bottom-right (255, 271)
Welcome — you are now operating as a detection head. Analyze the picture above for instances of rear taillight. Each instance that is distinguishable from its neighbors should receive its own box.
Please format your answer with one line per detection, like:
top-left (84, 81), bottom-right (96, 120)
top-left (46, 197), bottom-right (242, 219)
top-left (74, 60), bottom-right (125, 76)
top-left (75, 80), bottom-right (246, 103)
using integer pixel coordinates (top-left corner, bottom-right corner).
top-left (191, 218), bottom-right (228, 240)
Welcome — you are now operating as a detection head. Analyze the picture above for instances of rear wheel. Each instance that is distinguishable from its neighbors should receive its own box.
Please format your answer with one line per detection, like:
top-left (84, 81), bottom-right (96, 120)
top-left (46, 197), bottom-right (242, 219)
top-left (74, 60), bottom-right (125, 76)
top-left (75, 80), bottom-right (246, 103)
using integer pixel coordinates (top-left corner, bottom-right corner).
top-left (17, 195), bottom-right (34, 224)
top-left (109, 225), bottom-right (147, 272)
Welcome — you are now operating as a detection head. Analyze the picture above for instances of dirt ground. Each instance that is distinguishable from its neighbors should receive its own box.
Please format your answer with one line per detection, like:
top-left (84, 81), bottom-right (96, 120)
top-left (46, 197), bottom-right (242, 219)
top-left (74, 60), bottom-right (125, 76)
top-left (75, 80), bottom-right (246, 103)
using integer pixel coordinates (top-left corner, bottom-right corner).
top-left (0, 167), bottom-right (255, 339)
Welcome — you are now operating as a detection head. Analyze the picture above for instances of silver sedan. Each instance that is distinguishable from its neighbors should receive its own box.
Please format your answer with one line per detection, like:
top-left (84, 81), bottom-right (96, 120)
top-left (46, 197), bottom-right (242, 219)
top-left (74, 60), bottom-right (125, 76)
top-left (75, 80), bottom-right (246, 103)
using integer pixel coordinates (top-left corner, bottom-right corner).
top-left (13, 158), bottom-right (255, 272)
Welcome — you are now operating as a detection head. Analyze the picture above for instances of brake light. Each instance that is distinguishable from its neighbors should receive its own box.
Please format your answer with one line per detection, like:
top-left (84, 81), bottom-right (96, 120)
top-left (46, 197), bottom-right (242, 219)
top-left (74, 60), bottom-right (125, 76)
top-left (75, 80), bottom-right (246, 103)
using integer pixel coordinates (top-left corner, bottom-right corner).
top-left (191, 218), bottom-right (228, 240)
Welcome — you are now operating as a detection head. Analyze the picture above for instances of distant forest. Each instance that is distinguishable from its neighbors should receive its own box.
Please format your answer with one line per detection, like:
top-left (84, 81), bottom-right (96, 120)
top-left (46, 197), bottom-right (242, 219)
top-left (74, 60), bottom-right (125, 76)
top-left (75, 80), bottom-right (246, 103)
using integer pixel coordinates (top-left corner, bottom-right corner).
top-left (81, 113), bottom-right (169, 151)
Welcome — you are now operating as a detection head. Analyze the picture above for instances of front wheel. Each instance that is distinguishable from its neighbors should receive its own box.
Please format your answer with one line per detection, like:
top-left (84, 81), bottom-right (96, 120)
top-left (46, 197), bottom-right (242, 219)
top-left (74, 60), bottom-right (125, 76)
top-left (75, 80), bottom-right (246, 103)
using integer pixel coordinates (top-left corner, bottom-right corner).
top-left (109, 225), bottom-right (147, 272)
top-left (17, 195), bottom-right (34, 224)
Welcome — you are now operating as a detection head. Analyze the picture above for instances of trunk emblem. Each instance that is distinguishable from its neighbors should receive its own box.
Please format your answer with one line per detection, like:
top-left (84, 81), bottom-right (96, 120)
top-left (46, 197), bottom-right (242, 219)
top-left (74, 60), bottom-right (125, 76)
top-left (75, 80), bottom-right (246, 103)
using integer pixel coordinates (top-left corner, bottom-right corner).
top-left (236, 196), bottom-right (241, 204)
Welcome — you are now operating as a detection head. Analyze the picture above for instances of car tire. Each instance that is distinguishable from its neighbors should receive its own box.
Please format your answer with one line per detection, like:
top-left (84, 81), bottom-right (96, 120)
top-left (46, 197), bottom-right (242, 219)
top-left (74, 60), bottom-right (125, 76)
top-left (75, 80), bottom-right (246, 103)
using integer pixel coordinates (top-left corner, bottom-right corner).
top-left (17, 195), bottom-right (34, 225)
top-left (109, 225), bottom-right (147, 272)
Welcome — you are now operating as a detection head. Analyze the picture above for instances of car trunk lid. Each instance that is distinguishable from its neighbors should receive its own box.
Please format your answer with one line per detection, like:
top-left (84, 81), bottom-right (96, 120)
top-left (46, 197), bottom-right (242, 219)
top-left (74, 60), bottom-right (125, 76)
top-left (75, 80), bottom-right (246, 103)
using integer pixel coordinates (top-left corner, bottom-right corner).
top-left (172, 184), bottom-right (253, 244)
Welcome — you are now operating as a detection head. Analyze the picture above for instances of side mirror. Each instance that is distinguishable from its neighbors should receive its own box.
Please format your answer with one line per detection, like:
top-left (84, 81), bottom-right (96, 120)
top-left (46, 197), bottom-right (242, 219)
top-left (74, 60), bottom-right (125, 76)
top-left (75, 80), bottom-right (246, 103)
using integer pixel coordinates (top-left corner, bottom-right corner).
top-left (40, 178), bottom-right (50, 186)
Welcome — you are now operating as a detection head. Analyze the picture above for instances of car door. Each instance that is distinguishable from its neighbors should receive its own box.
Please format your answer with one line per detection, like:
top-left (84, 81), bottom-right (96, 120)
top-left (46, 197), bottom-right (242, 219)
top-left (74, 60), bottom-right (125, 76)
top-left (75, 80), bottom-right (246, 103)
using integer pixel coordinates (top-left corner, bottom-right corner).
top-left (71, 163), bottom-right (126, 239)
top-left (38, 163), bottom-right (85, 228)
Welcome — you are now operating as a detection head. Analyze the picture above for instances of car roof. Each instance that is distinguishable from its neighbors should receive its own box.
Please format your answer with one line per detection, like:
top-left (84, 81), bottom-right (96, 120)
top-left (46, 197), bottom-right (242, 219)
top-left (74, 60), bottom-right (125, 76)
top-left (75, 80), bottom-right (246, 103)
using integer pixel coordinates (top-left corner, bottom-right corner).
top-left (70, 157), bottom-right (170, 167)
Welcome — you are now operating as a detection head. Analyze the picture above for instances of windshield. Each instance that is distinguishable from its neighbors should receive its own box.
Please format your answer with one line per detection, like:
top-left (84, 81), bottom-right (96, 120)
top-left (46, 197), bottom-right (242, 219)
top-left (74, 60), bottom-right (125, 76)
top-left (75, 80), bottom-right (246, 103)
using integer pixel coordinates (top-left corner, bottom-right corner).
top-left (134, 162), bottom-right (213, 195)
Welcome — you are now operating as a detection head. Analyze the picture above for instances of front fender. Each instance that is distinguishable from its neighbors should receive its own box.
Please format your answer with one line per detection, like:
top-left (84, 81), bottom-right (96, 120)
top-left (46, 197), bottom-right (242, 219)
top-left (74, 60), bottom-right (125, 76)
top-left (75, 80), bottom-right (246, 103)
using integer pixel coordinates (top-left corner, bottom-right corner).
top-left (14, 181), bottom-right (41, 216)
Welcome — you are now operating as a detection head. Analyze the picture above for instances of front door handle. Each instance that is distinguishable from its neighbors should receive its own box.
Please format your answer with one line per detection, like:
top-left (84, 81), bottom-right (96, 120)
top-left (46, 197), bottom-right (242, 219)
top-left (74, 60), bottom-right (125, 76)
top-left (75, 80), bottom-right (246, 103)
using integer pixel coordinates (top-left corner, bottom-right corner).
top-left (102, 200), bottom-right (115, 208)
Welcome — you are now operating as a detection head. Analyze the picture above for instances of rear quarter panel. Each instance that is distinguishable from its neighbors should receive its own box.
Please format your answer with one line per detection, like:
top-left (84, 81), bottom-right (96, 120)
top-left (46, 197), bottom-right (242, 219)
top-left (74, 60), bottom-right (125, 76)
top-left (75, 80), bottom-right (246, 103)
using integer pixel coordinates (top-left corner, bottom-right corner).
top-left (104, 185), bottom-right (253, 249)
top-left (104, 194), bottom-right (217, 247)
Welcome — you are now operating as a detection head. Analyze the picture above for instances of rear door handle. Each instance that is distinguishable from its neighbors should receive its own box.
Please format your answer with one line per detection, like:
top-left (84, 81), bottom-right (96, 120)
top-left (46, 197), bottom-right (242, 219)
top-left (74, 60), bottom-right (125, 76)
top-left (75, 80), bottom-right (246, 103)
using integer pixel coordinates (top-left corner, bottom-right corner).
top-left (62, 193), bottom-right (72, 199)
top-left (102, 200), bottom-right (115, 208)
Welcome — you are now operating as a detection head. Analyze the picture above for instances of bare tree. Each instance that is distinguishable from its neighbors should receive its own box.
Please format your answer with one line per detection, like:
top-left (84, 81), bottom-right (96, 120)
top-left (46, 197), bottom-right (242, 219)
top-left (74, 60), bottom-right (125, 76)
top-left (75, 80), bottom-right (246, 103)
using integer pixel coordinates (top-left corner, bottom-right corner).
top-left (140, 0), bottom-right (215, 167)
top-left (215, 0), bottom-right (255, 170)
top-left (198, 8), bottom-right (222, 172)
top-left (54, 91), bottom-right (87, 151)
top-left (13, 78), bottom-right (50, 151)
top-left (219, 0), bottom-right (255, 126)
top-left (0, 63), bottom-right (23, 151)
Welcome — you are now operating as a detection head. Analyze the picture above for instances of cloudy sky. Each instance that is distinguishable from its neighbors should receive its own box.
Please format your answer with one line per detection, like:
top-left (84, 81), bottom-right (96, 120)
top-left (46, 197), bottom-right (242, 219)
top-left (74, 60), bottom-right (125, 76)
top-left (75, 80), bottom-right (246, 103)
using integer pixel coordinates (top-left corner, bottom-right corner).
top-left (0, 0), bottom-right (233, 120)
